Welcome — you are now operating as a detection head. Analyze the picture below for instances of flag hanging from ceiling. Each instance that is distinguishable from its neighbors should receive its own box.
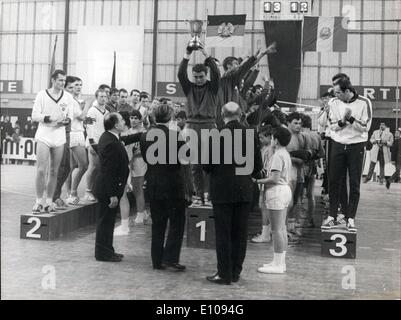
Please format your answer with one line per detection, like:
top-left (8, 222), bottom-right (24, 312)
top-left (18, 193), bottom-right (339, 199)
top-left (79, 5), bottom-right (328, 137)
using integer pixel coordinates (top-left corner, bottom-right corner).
top-left (302, 16), bottom-right (348, 52)
top-left (111, 51), bottom-right (116, 88)
top-left (48, 35), bottom-right (58, 88)
top-left (206, 14), bottom-right (246, 47)
top-left (264, 21), bottom-right (302, 106)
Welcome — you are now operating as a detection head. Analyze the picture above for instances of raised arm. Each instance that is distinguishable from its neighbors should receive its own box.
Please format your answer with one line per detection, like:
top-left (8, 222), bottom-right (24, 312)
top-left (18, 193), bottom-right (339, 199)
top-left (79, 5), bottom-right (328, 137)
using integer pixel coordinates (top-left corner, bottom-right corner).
top-left (120, 132), bottom-right (142, 145)
top-left (243, 67), bottom-right (260, 92)
top-left (178, 43), bottom-right (196, 96)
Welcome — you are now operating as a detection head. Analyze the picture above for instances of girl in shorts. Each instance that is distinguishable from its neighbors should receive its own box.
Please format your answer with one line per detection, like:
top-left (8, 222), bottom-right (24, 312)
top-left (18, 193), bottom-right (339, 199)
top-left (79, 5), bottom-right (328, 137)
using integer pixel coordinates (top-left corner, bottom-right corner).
top-left (253, 127), bottom-right (293, 274)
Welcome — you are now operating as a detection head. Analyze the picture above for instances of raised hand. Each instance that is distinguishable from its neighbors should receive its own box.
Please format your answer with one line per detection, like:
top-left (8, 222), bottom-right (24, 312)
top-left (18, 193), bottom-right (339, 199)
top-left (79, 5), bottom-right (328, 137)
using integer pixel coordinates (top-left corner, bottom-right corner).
top-left (198, 42), bottom-right (209, 58)
top-left (266, 41), bottom-right (277, 54)
top-left (186, 40), bottom-right (195, 55)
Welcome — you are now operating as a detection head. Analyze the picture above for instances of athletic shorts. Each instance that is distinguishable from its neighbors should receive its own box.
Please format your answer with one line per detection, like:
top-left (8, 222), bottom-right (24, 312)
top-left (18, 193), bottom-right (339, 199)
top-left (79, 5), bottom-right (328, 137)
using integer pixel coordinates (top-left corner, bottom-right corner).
top-left (35, 126), bottom-right (66, 148)
top-left (70, 131), bottom-right (86, 148)
top-left (264, 185), bottom-right (292, 210)
top-left (130, 156), bottom-right (147, 177)
top-left (36, 135), bottom-right (65, 148)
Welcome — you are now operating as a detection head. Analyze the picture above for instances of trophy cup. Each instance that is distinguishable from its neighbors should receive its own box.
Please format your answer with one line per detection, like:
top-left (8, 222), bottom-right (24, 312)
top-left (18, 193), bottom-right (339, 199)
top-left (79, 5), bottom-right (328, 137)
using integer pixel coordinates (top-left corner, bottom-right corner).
top-left (188, 20), bottom-right (203, 50)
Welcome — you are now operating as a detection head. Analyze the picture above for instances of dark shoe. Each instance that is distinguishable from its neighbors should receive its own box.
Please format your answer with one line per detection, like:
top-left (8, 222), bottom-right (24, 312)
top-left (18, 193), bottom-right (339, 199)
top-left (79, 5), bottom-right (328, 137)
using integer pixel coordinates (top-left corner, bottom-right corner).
top-left (232, 275), bottom-right (240, 283)
top-left (363, 177), bottom-right (371, 183)
top-left (386, 179), bottom-right (391, 189)
top-left (206, 273), bottom-right (231, 285)
top-left (164, 262), bottom-right (186, 271)
top-left (153, 264), bottom-right (167, 270)
top-left (96, 255), bottom-right (122, 262)
top-left (114, 252), bottom-right (124, 259)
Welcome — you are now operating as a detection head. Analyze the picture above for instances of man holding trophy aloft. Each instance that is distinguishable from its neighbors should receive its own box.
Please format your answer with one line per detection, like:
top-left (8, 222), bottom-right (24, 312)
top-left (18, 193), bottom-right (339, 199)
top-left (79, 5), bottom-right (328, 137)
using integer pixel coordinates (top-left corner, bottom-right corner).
top-left (178, 20), bottom-right (221, 207)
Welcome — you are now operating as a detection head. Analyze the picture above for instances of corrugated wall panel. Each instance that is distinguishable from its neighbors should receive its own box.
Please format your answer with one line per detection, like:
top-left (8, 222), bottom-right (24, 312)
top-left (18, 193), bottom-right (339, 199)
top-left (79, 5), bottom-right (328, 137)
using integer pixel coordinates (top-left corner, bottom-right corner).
top-left (69, 0), bottom-right (85, 28)
top-left (120, 0), bottom-right (135, 25)
top-left (301, 66), bottom-right (318, 100)
top-left (84, 1), bottom-right (101, 25)
top-left (320, 66), bottom-right (345, 85)
top-left (4, 2), bottom-right (19, 31)
top-left (361, 67), bottom-right (382, 86)
top-left (3, 35), bottom-right (18, 64)
top-left (174, 32), bottom-right (189, 62)
top-left (383, 34), bottom-right (398, 66)
top-left (383, 69), bottom-right (397, 86)
top-left (363, 0), bottom-right (383, 30)
top-left (341, 67), bottom-right (360, 85)
top-left (143, 32), bottom-right (154, 65)
top-left (176, 0), bottom-right (194, 20)
top-left (340, 33), bottom-right (360, 66)
top-left (102, 0), bottom-right (114, 26)
top-left (23, 64), bottom-right (33, 93)
top-left (142, 64), bottom-right (153, 92)
top-left (142, 0), bottom-right (155, 29)
top-left (216, 0), bottom-right (235, 15)
top-left (384, 1), bottom-right (401, 29)
top-left (363, 34), bottom-right (382, 66)
top-left (68, 32), bottom-right (77, 73)
top-left (304, 52), bottom-right (319, 67)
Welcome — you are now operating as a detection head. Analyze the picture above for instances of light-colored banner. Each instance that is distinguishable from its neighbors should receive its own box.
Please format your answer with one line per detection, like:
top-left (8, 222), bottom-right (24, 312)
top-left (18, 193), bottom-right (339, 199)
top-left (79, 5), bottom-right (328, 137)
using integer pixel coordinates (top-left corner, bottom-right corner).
top-left (76, 26), bottom-right (144, 95)
top-left (2, 138), bottom-right (37, 160)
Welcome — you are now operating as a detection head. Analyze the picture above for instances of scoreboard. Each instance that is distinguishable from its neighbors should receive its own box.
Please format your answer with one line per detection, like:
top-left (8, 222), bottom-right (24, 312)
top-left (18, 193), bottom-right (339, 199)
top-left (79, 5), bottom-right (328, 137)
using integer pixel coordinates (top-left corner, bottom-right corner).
top-left (261, 0), bottom-right (312, 20)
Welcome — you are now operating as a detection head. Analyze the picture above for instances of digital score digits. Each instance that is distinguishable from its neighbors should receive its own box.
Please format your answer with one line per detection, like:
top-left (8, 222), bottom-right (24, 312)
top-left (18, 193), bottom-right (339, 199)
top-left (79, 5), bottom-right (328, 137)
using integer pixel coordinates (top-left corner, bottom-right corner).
top-left (262, 1), bottom-right (312, 20)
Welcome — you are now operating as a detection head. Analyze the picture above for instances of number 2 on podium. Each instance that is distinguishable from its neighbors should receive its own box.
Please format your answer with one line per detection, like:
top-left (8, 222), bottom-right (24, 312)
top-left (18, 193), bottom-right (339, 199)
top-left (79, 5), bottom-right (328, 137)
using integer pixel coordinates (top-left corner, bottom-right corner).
top-left (26, 217), bottom-right (42, 239)
top-left (196, 220), bottom-right (206, 242)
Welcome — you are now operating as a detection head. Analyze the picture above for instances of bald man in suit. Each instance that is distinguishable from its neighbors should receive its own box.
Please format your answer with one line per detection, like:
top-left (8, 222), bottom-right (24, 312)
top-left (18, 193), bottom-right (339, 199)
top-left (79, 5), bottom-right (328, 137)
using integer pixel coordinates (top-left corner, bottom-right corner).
top-left (204, 102), bottom-right (263, 284)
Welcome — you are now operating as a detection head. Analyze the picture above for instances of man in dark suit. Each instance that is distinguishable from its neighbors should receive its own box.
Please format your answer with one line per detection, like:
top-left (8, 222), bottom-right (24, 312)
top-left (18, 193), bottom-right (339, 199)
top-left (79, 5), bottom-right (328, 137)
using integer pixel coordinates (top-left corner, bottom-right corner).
top-left (94, 112), bottom-right (141, 262)
top-left (203, 102), bottom-right (263, 284)
top-left (140, 104), bottom-right (187, 271)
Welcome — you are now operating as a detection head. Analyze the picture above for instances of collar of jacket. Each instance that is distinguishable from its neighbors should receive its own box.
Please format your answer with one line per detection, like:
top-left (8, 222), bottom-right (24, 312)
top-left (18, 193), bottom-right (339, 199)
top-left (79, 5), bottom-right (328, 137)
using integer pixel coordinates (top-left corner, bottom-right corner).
top-left (224, 119), bottom-right (241, 126)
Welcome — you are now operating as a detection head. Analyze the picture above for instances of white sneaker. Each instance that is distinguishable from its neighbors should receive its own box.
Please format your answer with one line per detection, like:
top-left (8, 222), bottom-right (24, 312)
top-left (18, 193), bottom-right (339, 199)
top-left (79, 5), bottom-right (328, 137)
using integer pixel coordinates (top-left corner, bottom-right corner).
top-left (347, 218), bottom-right (357, 232)
top-left (190, 198), bottom-right (203, 207)
top-left (257, 264), bottom-right (286, 274)
top-left (66, 195), bottom-right (80, 205)
top-left (114, 225), bottom-right (129, 236)
top-left (321, 216), bottom-right (335, 229)
top-left (263, 262), bottom-right (286, 272)
top-left (83, 192), bottom-right (96, 202)
top-left (251, 233), bottom-right (271, 243)
top-left (43, 202), bottom-right (57, 213)
top-left (134, 212), bottom-right (145, 225)
top-left (144, 212), bottom-right (152, 225)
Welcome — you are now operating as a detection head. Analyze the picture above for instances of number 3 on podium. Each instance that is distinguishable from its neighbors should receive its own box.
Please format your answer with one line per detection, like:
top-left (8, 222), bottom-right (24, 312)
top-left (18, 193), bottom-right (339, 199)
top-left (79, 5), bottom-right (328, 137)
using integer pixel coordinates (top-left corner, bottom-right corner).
top-left (329, 234), bottom-right (347, 256)
top-left (26, 217), bottom-right (42, 239)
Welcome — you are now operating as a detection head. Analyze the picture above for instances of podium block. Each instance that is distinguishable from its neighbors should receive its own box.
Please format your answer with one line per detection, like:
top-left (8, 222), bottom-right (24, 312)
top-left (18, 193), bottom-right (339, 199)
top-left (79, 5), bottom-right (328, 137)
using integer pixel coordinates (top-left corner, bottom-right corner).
top-left (321, 228), bottom-right (357, 259)
top-left (20, 203), bottom-right (97, 241)
top-left (186, 206), bottom-right (215, 249)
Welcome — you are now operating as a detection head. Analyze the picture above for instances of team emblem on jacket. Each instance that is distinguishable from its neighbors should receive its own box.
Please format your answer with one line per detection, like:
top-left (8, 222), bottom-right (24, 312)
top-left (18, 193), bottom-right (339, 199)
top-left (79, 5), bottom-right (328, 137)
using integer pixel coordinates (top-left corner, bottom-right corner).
top-left (319, 27), bottom-right (332, 40)
top-left (218, 23), bottom-right (235, 38)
